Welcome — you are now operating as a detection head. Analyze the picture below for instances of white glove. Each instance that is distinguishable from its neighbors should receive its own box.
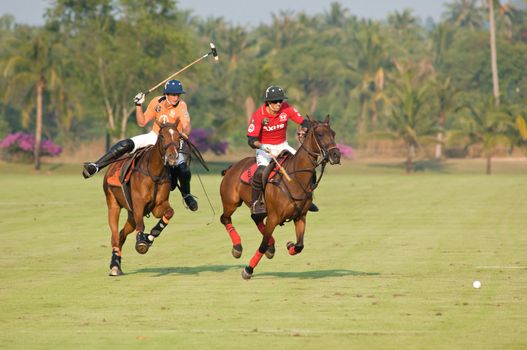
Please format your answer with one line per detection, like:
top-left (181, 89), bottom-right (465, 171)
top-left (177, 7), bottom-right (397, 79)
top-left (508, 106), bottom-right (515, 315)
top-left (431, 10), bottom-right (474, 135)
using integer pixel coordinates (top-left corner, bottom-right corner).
top-left (259, 145), bottom-right (271, 154)
top-left (134, 92), bottom-right (145, 105)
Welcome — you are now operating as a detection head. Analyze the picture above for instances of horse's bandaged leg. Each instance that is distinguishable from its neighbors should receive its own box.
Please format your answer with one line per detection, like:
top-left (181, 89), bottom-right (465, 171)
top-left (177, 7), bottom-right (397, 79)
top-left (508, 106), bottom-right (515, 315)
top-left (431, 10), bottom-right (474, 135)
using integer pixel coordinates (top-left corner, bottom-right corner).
top-left (287, 242), bottom-right (304, 255)
top-left (255, 223), bottom-right (275, 246)
top-left (150, 217), bottom-right (169, 239)
top-left (226, 224), bottom-right (241, 245)
top-left (249, 250), bottom-right (264, 269)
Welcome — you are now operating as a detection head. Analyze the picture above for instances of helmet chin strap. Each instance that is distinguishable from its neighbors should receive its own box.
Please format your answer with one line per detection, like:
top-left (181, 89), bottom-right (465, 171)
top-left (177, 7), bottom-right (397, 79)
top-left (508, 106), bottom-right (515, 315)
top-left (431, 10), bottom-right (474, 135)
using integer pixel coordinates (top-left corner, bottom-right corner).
top-left (165, 94), bottom-right (180, 107)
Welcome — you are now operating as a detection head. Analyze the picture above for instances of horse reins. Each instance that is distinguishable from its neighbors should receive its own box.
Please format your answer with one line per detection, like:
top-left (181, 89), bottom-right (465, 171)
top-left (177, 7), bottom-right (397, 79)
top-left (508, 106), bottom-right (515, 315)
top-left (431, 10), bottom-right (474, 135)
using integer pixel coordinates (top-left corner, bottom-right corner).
top-left (272, 123), bottom-right (336, 221)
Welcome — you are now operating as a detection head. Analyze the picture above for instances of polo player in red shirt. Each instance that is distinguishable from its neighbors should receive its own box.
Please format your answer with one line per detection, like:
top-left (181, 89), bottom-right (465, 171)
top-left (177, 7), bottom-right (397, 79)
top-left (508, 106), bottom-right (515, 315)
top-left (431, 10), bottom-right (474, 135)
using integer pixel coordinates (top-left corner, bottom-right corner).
top-left (247, 86), bottom-right (318, 215)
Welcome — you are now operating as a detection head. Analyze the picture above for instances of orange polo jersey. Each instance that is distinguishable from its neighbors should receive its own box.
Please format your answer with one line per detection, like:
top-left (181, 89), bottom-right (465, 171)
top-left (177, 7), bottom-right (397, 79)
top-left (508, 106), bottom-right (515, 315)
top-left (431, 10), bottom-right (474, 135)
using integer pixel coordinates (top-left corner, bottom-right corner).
top-left (143, 96), bottom-right (190, 133)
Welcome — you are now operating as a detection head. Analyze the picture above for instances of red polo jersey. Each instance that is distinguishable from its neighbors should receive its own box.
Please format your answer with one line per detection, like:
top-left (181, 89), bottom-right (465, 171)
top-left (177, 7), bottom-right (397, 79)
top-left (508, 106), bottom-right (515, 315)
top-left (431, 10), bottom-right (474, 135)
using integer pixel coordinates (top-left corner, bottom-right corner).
top-left (247, 103), bottom-right (304, 144)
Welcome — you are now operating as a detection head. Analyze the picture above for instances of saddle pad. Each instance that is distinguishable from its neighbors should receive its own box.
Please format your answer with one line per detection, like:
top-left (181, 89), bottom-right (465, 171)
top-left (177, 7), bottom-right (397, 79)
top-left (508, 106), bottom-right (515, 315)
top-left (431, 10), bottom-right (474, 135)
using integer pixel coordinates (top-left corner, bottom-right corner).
top-left (240, 153), bottom-right (289, 185)
top-left (240, 163), bottom-right (258, 184)
top-left (106, 146), bottom-right (151, 187)
top-left (107, 160), bottom-right (126, 187)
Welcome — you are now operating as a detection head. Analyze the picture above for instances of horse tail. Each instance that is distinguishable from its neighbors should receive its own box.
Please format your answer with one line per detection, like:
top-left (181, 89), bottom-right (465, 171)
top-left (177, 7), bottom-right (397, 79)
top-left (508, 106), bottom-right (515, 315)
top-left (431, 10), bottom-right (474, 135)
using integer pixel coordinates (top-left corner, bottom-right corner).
top-left (221, 165), bottom-right (233, 176)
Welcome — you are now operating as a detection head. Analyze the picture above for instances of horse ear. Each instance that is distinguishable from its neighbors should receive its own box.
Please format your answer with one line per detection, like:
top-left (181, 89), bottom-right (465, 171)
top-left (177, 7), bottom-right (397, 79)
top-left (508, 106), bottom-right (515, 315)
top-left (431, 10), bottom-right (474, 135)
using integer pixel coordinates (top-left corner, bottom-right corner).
top-left (305, 114), bottom-right (313, 122)
top-left (324, 114), bottom-right (330, 124)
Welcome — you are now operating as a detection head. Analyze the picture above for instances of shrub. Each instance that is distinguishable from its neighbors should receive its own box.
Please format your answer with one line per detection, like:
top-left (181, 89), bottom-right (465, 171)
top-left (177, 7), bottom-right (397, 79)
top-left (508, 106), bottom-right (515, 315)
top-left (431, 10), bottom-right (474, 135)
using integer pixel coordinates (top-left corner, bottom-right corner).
top-left (189, 128), bottom-right (228, 155)
top-left (0, 132), bottom-right (62, 162)
top-left (337, 143), bottom-right (354, 159)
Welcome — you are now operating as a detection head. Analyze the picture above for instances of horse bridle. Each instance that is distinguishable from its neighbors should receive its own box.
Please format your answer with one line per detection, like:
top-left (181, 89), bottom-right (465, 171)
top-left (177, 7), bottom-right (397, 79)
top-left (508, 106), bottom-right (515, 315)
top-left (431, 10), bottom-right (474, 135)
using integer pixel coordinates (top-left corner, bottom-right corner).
top-left (157, 126), bottom-right (183, 165)
top-left (302, 123), bottom-right (339, 166)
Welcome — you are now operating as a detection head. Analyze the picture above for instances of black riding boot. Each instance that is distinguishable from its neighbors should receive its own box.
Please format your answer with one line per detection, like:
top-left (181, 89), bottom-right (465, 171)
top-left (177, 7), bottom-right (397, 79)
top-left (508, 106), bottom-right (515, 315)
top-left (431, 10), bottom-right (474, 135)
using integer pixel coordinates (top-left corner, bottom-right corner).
top-left (175, 163), bottom-right (198, 211)
top-left (309, 172), bottom-right (319, 212)
top-left (251, 165), bottom-right (266, 215)
top-left (82, 139), bottom-right (134, 179)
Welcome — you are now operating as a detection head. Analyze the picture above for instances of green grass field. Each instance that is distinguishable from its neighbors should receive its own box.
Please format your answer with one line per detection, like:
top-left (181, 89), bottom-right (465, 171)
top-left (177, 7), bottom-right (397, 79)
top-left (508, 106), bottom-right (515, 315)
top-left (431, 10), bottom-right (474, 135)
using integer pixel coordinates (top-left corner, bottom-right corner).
top-left (0, 159), bottom-right (526, 349)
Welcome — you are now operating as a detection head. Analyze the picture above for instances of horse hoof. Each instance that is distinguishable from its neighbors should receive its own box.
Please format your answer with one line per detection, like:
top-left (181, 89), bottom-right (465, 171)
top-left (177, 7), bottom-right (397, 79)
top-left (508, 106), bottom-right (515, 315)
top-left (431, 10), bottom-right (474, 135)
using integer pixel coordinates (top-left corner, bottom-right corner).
top-left (231, 244), bottom-right (243, 259)
top-left (109, 266), bottom-right (123, 276)
top-left (241, 267), bottom-right (253, 280)
top-left (265, 245), bottom-right (275, 259)
top-left (135, 242), bottom-right (149, 254)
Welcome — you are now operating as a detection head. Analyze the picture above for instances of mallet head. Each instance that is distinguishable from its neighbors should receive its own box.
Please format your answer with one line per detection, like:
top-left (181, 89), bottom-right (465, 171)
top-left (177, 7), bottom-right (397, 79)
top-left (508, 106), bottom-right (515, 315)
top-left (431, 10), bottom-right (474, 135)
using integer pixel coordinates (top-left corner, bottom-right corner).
top-left (210, 42), bottom-right (219, 61)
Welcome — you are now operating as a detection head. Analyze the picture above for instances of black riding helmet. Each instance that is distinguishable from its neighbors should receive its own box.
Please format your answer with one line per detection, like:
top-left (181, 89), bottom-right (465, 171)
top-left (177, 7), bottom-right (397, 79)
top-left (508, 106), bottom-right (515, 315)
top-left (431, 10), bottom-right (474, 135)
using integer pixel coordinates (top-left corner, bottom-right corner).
top-left (264, 86), bottom-right (288, 102)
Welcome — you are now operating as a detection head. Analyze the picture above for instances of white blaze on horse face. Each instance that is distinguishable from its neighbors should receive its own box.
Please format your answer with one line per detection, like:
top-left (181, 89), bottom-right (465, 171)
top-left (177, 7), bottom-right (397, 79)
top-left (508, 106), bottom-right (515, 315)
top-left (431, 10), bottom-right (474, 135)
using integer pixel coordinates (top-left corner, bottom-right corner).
top-left (169, 128), bottom-right (178, 146)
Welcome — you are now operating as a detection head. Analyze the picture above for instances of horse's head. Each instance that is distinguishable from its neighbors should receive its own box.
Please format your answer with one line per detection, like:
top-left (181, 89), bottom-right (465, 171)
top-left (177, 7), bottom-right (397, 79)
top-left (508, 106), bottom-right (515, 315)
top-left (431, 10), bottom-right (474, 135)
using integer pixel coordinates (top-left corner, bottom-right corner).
top-left (302, 115), bottom-right (341, 165)
top-left (156, 120), bottom-right (182, 167)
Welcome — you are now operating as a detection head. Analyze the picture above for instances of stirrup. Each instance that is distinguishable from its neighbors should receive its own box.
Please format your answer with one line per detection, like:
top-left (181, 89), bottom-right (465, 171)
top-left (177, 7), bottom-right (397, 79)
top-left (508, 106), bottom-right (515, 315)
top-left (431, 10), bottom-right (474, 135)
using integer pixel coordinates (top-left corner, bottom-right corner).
top-left (82, 162), bottom-right (99, 179)
top-left (251, 200), bottom-right (266, 215)
top-left (183, 194), bottom-right (198, 211)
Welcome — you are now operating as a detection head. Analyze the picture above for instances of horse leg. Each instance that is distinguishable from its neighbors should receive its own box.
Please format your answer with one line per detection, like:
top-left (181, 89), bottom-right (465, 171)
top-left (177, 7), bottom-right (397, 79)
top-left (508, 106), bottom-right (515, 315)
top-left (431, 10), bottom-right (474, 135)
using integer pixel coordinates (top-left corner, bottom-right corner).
top-left (149, 201), bottom-right (174, 245)
top-left (132, 203), bottom-right (151, 255)
top-left (287, 215), bottom-right (306, 256)
top-left (221, 203), bottom-right (243, 259)
top-left (108, 213), bottom-right (136, 276)
top-left (251, 217), bottom-right (275, 259)
top-left (106, 194), bottom-right (123, 276)
top-left (242, 215), bottom-right (278, 280)
top-left (119, 212), bottom-right (136, 248)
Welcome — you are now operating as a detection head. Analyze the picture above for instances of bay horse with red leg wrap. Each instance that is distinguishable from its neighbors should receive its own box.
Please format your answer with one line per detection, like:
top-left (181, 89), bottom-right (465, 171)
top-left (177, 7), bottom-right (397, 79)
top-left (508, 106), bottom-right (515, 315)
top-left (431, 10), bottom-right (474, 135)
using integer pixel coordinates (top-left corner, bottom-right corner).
top-left (104, 121), bottom-right (182, 276)
top-left (219, 115), bottom-right (341, 279)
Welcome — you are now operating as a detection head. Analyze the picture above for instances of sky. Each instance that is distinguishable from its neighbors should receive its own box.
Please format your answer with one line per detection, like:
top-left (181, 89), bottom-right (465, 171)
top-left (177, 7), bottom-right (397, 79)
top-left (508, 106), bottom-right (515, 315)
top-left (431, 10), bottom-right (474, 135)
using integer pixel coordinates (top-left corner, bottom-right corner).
top-left (0, 0), bottom-right (450, 27)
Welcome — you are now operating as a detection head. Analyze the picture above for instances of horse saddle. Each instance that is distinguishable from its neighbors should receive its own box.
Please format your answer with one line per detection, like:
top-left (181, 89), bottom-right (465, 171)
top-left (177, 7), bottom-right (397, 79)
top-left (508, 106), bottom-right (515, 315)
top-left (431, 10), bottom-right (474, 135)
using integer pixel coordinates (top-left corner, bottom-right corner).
top-left (240, 151), bottom-right (292, 186)
top-left (107, 146), bottom-right (152, 187)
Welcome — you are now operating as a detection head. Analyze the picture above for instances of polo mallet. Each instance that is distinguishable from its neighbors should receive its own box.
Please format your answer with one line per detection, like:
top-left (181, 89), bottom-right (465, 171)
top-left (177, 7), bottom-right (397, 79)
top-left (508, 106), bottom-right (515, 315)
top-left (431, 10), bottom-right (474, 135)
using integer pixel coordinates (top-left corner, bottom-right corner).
top-left (268, 152), bottom-right (292, 182)
top-left (145, 42), bottom-right (219, 95)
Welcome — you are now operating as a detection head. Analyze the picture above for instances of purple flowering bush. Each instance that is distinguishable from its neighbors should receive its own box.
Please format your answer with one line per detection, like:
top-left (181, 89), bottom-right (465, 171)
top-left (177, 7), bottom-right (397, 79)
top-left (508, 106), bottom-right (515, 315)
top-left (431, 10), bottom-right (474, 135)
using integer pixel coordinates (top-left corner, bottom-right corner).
top-left (189, 128), bottom-right (228, 155)
top-left (337, 143), bottom-right (354, 159)
top-left (0, 132), bottom-right (62, 162)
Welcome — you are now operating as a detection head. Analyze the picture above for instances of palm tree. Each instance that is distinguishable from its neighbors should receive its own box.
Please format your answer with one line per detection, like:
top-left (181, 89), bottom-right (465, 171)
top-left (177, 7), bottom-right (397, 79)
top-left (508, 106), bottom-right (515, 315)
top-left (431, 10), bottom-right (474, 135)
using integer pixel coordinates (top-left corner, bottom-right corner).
top-left (349, 21), bottom-right (391, 139)
top-left (388, 9), bottom-right (419, 35)
top-left (453, 98), bottom-right (512, 174)
top-left (2, 29), bottom-right (65, 170)
top-left (443, 0), bottom-right (484, 29)
top-left (323, 2), bottom-right (349, 28)
top-left (488, 0), bottom-right (501, 106)
top-left (384, 62), bottom-right (436, 173)
top-left (431, 22), bottom-right (456, 68)
top-left (432, 77), bottom-right (460, 159)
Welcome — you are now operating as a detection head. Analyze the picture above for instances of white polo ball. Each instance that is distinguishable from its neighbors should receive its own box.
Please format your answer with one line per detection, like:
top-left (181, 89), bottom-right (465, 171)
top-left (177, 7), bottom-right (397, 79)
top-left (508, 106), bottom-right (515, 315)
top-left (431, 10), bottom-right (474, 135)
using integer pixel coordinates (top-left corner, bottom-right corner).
top-left (472, 280), bottom-right (481, 289)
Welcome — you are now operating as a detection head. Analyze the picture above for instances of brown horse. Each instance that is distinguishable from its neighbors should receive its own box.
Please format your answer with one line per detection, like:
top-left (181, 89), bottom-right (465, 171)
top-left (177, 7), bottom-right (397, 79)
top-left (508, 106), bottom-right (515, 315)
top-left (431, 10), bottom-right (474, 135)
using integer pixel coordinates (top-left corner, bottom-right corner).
top-left (104, 122), bottom-right (182, 276)
top-left (219, 115), bottom-right (341, 279)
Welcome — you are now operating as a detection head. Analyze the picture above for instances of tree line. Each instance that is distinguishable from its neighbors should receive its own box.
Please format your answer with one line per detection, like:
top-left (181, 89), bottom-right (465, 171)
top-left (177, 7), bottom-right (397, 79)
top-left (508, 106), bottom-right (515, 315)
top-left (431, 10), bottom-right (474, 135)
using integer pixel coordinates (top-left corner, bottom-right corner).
top-left (1, 0), bottom-right (526, 173)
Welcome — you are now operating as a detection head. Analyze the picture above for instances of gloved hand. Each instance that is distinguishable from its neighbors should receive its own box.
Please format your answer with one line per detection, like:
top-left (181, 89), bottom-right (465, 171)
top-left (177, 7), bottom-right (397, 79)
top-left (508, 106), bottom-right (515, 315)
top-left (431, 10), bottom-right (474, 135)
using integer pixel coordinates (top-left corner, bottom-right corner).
top-left (259, 145), bottom-right (271, 154)
top-left (134, 92), bottom-right (145, 105)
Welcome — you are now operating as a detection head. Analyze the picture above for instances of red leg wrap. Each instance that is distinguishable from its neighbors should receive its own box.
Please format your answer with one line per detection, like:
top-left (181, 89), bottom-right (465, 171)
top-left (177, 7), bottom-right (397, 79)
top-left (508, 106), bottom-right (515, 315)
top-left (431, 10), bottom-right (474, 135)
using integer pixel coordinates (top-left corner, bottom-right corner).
top-left (257, 222), bottom-right (265, 234)
top-left (256, 223), bottom-right (275, 245)
top-left (288, 245), bottom-right (297, 256)
top-left (249, 250), bottom-right (264, 269)
top-left (226, 224), bottom-right (241, 245)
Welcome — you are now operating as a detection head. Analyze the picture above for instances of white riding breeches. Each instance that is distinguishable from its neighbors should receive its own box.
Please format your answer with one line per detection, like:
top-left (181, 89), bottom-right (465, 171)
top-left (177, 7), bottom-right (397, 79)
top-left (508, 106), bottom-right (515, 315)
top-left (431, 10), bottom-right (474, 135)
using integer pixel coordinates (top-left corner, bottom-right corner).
top-left (131, 131), bottom-right (185, 165)
top-left (255, 141), bottom-right (296, 166)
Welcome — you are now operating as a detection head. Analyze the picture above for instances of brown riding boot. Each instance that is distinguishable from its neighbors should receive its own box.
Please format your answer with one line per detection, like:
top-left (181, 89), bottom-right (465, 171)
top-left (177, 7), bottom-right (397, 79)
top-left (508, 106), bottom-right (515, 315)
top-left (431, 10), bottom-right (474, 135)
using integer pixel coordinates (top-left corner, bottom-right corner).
top-left (251, 189), bottom-right (266, 215)
top-left (250, 165), bottom-right (266, 215)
